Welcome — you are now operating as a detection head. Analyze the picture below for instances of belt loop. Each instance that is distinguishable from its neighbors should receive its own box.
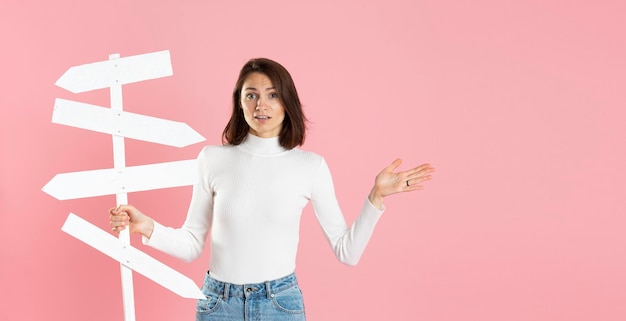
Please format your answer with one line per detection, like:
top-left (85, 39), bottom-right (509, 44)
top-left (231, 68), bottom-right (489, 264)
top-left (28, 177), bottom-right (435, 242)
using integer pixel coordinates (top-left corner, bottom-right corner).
top-left (265, 281), bottom-right (271, 299)
top-left (223, 283), bottom-right (230, 300)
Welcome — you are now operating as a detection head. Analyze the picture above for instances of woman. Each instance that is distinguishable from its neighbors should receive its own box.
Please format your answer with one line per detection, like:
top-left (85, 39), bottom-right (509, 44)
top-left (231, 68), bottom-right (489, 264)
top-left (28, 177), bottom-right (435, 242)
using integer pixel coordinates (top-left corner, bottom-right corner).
top-left (109, 58), bottom-right (434, 321)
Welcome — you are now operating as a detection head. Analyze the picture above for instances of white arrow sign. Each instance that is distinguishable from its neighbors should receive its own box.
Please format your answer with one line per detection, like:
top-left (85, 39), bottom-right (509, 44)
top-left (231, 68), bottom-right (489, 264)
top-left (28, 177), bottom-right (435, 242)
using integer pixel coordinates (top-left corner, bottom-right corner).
top-left (42, 159), bottom-right (198, 200)
top-left (53, 98), bottom-right (205, 147)
top-left (62, 213), bottom-right (206, 299)
top-left (56, 50), bottom-right (173, 93)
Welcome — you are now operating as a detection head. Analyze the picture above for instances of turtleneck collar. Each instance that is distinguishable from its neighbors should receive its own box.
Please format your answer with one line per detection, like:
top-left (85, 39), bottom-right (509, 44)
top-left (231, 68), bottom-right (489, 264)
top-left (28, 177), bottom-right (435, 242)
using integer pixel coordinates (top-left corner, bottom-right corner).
top-left (236, 134), bottom-right (288, 155)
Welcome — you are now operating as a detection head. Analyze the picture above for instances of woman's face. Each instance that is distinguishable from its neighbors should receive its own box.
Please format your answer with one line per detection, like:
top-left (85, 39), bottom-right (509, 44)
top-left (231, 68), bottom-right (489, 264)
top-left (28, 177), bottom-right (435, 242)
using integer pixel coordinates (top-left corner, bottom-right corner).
top-left (240, 72), bottom-right (285, 138)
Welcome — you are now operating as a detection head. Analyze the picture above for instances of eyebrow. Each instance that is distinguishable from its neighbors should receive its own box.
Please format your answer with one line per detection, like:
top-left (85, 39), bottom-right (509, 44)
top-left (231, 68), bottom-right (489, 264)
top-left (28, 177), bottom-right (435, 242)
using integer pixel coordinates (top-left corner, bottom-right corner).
top-left (243, 86), bottom-right (276, 91)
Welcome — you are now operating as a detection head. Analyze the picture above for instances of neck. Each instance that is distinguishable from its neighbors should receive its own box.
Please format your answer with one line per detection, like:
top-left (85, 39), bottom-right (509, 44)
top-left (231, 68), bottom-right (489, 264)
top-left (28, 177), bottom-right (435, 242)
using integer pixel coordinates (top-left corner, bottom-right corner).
top-left (237, 133), bottom-right (288, 155)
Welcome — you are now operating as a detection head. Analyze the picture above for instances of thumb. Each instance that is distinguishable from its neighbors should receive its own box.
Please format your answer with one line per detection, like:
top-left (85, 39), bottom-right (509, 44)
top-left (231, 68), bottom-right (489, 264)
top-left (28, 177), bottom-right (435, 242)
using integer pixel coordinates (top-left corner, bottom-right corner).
top-left (112, 204), bottom-right (132, 215)
top-left (385, 158), bottom-right (402, 172)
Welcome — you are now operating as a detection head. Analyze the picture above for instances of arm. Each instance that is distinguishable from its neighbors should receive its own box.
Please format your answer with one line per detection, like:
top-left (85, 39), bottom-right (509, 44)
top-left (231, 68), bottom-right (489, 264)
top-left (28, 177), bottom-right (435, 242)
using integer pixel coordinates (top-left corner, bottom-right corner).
top-left (310, 158), bottom-right (383, 266)
top-left (109, 148), bottom-right (214, 262)
top-left (311, 158), bottom-right (434, 266)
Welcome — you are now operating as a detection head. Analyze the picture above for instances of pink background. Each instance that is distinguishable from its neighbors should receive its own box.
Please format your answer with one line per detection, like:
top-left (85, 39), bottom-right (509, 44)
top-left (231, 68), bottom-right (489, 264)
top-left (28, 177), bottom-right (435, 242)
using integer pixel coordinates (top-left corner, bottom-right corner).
top-left (1, 0), bottom-right (625, 320)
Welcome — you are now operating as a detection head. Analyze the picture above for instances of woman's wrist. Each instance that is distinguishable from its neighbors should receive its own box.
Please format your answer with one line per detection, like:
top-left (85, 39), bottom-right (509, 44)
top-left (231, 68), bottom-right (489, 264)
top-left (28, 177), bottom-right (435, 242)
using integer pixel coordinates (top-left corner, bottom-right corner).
top-left (368, 187), bottom-right (384, 210)
top-left (139, 219), bottom-right (155, 239)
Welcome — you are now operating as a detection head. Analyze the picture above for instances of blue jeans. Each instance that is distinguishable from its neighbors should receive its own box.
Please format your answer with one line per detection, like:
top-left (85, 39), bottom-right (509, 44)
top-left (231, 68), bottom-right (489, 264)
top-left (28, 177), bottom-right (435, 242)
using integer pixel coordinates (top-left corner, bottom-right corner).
top-left (196, 272), bottom-right (306, 321)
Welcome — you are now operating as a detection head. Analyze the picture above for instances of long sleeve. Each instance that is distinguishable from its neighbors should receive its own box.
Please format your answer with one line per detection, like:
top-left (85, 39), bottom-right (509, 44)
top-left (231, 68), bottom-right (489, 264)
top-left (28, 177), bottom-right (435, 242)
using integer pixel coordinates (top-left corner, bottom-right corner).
top-left (310, 158), bottom-right (384, 265)
top-left (142, 148), bottom-right (213, 262)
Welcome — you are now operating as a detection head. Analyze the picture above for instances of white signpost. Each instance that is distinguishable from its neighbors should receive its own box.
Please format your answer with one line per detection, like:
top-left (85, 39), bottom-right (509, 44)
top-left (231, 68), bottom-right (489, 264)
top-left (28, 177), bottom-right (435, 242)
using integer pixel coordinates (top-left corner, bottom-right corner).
top-left (43, 50), bottom-right (207, 321)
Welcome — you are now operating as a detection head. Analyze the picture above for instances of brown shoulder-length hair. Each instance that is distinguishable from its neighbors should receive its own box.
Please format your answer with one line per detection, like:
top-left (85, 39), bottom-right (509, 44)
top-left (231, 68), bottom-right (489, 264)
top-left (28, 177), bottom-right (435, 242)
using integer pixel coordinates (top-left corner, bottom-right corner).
top-left (222, 58), bottom-right (307, 149)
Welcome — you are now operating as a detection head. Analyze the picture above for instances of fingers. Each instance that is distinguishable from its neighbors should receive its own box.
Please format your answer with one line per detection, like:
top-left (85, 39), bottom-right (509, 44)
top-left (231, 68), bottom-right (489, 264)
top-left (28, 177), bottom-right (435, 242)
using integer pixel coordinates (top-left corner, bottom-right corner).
top-left (405, 175), bottom-right (433, 188)
top-left (405, 164), bottom-right (435, 178)
top-left (412, 163), bottom-right (435, 174)
top-left (403, 182), bottom-right (429, 193)
top-left (110, 215), bottom-right (129, 232)
top-left (110, 204), bottom-right (133, 215)
top-left (109, 205), bottom-right (131, 233)
top-left (404, 163), bottom-right (435, 190)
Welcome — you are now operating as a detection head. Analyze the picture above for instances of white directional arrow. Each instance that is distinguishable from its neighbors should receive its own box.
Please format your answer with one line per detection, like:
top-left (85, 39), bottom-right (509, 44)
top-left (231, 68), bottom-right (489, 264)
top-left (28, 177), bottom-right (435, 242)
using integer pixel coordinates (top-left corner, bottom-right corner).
top-left (55, 50), bottom-right (173, 93)
top-left (62, 213), bottom-right (206, 299)
top-left (42, 159), bottom-right (198, 200)
top-left (53, 98), bottom-right (205, 147)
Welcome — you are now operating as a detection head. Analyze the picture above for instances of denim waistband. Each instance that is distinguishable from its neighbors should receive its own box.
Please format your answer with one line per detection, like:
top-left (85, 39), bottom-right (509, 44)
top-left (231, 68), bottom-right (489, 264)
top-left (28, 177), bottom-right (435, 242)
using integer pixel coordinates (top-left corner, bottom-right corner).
top-left (202, 272), bottom-right (299, 300)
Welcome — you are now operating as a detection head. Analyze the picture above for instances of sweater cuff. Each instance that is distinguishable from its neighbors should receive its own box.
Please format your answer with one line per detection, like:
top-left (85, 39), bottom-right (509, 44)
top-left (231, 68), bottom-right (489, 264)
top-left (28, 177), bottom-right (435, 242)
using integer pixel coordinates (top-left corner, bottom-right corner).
top-left (364, 197), bottom-right (385, 216)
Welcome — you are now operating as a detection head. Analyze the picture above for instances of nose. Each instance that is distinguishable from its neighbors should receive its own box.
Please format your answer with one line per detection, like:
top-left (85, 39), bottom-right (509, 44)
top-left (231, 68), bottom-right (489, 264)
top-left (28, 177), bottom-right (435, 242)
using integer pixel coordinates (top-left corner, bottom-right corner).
top-left (255, 97), bottom-right (268, 110)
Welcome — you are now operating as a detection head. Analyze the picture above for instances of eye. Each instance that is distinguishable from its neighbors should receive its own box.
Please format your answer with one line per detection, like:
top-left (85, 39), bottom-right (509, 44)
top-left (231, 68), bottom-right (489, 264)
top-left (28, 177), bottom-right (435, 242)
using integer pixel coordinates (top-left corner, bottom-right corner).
top-left (269, 92), bottom-right (279, 99)
top-left (246, 93), bottom-right (257, 100)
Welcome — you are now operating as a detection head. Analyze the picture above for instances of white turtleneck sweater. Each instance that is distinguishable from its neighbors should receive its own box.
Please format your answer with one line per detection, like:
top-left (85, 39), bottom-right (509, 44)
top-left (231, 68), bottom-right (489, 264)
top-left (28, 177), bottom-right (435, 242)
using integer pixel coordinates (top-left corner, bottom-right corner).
top-left (144, 134), bottom-right (384, 284)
